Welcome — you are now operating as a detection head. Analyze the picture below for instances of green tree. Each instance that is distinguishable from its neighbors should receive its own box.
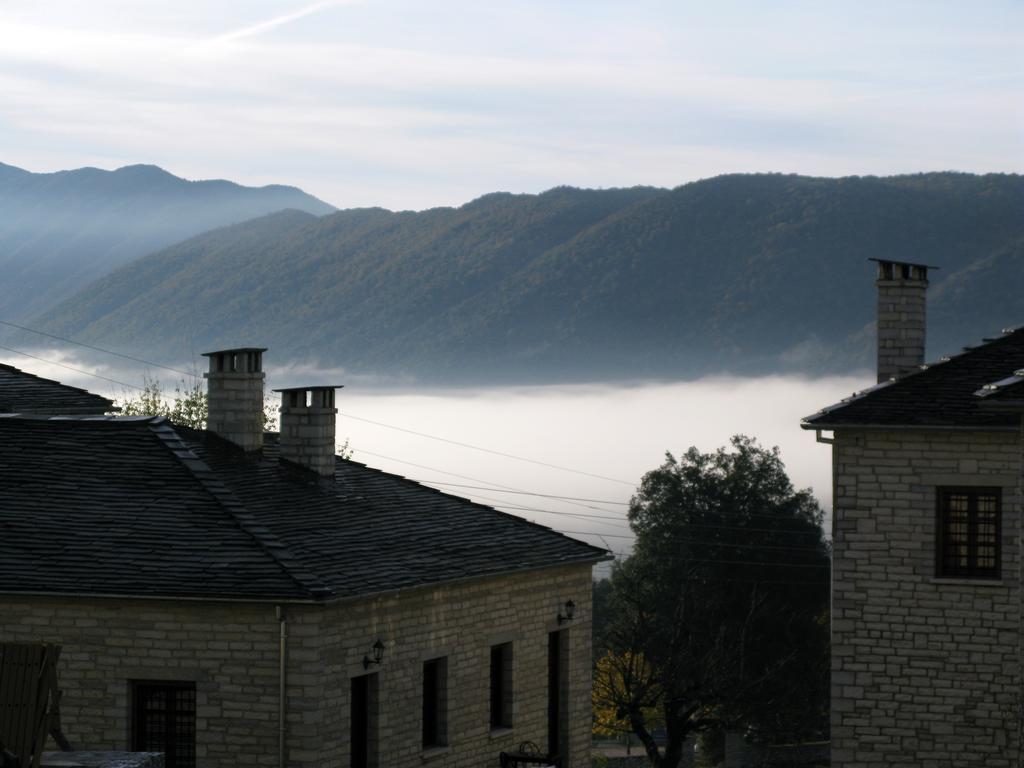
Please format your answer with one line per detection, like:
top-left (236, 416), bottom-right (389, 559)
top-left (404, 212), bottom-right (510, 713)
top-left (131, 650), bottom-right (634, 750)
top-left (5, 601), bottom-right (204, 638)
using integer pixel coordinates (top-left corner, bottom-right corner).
top-left (115, 376), bottom-right (279, 431)
top-left (115, 377), bottom-right (355, 456)
top-left (117, 376), bottom-right (208, 429)
top-left (595, 436), bottom-right (830, 768)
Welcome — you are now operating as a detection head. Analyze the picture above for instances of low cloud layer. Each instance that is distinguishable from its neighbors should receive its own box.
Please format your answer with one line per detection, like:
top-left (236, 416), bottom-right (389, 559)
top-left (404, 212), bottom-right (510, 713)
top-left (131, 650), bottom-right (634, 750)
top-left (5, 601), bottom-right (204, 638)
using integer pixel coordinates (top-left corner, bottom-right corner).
top-left (0, 345), bottom-right (865, 557)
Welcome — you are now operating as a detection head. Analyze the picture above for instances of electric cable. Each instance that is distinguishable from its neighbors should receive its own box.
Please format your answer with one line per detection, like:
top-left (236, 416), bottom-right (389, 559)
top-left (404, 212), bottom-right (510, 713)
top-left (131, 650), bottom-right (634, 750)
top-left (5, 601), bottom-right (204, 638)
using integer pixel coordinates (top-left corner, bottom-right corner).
top-left (0, 323), bottom-right (833, 544)
top-left (0, 319), bottom-right (200, 379)
top-left (420, 481), bottom-right (629, 505)
top-left (0, 344), bottom-right (143, 391)
top-left (352, 446), bottom-right (628, 517)
top-left (339, 409), bottom-right (634, 486)
top-left (550, 530), bottom-right (829, 556)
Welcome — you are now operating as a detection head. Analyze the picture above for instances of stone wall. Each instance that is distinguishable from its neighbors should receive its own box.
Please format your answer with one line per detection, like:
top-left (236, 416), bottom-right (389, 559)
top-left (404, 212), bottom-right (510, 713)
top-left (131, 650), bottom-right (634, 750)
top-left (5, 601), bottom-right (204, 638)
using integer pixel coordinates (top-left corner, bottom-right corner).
top-left (831, 427), bottom-right (1023, 767)
top-left (1, 563), bottom-right (594, 768)
top-left (1, 598), bottom-right (287, 767)
top-left (315, 563), bottom-right (593, 768)
top-left (875, 268), bottom-right (927, 383)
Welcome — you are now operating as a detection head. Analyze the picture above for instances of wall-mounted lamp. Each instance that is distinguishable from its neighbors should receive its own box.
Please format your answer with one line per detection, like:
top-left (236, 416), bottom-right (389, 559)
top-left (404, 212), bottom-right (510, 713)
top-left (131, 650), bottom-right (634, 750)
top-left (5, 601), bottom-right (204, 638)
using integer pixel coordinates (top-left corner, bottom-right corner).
top-left (362, 639), bottom-right (385, 670)
top-left (557, 599), bottom-right (576, 625)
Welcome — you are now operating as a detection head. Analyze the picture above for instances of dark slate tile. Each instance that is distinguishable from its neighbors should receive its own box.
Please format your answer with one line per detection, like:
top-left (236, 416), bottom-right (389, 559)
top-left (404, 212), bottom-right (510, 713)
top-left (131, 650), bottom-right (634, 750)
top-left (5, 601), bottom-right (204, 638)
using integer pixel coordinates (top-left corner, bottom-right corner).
top-left (805, 327), bottom-right (1024, 429)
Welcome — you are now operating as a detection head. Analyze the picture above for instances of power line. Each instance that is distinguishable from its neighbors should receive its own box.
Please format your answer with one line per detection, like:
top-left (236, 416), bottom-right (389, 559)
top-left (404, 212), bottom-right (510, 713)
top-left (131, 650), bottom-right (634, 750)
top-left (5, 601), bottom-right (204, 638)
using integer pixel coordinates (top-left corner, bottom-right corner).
top-left (422, 481), bottom-right (630, 506)
top-left (439, 494), bottom-right (825, 546)
top-left (0, 333), bottom-right (636, 506)
top-left (636, 520), bottom-right (824, 537)
top-left (431, 482), bottom-right (825, 528)
top-left (353, 447), bottom-right (627, 517)
top-left (370, 454), bottom-right (825, 530)
top-left (603, 554), bottom-right (828, 585)
top-left (0, 344), bottom-right (143, 392)
top-left (363, 457), bottom-right (827, 537)
top-left (489, 503), bottom-right (628, 523)
top-left (0, 319), bottom-right (199, 379)
top-left (553, 529), bottom-right (827, 556)
top-left (0, 322), bottom-right (830, 536)
top-left (616, 519), bottom-right (826, 537)
top-left (353, 447), bottom-right (535, 493)
top-left (339, 410), bottom-right (634, 486)
top-left (470, 494), bottom-right (631, 526)
top-left (0, 348), bottom-right (831, 541)
top-left (598, 553), bottom-right (829, 570)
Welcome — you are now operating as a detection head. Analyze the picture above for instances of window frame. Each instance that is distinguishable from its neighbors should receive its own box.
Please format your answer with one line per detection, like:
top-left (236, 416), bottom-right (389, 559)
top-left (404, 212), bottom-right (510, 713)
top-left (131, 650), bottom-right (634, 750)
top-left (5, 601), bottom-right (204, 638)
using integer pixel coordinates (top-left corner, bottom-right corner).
top-left (935, 486), bottom-right (1002, 580)
top-left (130, 679), bottom-right (196, 768)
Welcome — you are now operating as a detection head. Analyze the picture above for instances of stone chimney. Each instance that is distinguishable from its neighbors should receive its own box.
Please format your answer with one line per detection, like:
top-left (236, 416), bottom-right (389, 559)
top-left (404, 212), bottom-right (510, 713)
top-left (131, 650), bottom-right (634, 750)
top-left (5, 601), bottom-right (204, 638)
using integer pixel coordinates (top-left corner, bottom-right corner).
top-left (873, 259), bottom-right (933, 383)
top-left (202, 347), bottom-right (266, 452)
top-left (274, 385), bottom-right (342, 477)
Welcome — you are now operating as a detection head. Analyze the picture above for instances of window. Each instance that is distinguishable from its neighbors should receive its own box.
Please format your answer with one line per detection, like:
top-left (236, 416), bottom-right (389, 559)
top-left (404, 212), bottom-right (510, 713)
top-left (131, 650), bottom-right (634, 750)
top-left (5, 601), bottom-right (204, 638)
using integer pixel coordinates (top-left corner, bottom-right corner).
top-left (131, 681), bottom-right (196, 768)
top-left (489, 643), bottom-right (513, 729)
top-left (422, 657), bottom-right (448, 748)
top-left (937, 487), bottom-right (1001, 579)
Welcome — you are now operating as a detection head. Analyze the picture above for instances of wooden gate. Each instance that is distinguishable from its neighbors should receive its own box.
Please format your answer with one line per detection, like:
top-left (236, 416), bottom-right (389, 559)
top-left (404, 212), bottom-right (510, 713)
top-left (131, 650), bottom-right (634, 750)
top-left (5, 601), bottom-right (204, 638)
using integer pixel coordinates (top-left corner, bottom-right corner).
top-left (0, 643), bottom-right (66, 768)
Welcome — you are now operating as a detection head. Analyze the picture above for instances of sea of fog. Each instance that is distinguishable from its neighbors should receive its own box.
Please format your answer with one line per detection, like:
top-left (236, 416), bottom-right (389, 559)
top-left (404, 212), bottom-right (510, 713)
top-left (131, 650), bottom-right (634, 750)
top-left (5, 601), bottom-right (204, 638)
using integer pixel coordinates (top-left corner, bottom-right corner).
top-left (1, 347), bottom-right (869, 566)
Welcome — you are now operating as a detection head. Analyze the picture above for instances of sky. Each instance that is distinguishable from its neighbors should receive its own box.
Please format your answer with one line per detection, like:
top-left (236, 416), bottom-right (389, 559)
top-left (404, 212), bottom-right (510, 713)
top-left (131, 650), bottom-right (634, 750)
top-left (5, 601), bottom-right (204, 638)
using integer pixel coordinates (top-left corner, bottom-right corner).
top-left (1, 0), bottom-right (1021, 210)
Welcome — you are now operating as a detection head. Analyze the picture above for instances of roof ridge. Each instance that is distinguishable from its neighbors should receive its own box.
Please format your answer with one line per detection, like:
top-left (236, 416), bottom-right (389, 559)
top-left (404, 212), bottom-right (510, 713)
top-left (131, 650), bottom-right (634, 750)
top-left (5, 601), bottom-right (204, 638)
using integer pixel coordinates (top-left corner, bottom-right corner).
top-left (146, 418), bottom-right (335, 600)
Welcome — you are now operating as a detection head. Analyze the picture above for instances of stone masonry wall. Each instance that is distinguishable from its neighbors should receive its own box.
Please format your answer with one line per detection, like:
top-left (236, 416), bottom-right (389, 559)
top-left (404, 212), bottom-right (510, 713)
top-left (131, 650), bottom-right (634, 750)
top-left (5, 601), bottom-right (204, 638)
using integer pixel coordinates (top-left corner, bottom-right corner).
top-left (315, 563), bottom-right (594, 768)
top-left (831, 428), bottom-right (1023, 767)
top-left (0, 597), bottom-right (293, 767)
top-left (875, 276), bottom-right (927, 383)
top-left (1, 563), bottom-right (594, 768)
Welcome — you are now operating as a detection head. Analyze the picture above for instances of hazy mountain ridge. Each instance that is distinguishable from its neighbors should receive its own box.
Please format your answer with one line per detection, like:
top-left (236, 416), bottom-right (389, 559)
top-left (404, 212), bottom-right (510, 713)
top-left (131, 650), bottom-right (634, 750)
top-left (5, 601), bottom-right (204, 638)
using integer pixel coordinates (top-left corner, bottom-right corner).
top-left (0, 162), bottom-right (335, 319)
top-left (35, 172), bottom-right (1024, 383)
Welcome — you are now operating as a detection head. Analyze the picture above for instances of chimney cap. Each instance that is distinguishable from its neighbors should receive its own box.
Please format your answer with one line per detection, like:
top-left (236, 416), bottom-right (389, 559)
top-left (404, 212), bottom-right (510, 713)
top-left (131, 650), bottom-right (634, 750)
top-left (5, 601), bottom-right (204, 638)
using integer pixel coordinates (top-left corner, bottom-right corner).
top-left (201, 347), bottom-right (268, 357)
top-left (868, 258), bottom-right (940, 271)
top-left (273, 385), bottom-right (345, 393)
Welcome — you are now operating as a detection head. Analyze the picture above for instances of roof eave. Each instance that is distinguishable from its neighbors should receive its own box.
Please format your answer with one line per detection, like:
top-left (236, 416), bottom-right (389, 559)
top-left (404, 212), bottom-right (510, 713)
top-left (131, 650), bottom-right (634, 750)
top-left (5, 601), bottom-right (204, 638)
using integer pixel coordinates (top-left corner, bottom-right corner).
top-left (0, 588), bottom-right (319, 605)
top-left (11, 405), bottom-right (116, 415)
top-left (0, 555), bottom-right (612, 607)
top-left (317, 554), bottom-right (613, 606)
top-left (801, 420), bottom-right (1020, 432)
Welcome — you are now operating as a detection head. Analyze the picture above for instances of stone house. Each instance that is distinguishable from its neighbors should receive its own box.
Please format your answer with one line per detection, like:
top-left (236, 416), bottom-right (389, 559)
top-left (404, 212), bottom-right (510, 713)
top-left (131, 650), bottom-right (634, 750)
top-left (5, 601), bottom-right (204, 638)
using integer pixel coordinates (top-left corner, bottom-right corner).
top-left (0, 347), bottom-right (607, 768)
top-left (803, 261), bottom-right (1024, 766)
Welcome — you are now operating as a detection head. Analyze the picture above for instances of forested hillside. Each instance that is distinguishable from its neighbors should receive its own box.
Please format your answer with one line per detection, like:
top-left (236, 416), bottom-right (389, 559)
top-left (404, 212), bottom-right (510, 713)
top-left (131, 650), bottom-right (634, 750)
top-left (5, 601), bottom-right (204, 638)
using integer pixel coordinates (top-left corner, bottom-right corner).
top-left (0, 162), bottom-right (334, 319)
top-left (36, 173), bottom-right (1024, 383)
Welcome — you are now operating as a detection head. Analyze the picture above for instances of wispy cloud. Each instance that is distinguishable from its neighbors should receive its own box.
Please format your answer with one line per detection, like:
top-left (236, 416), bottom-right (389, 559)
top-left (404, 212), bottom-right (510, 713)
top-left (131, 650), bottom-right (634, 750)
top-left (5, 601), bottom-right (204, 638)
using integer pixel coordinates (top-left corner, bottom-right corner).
top-left (210, 0), bottom-right (360, 44)
top-left (0, 1), bottom-right (1020, 209)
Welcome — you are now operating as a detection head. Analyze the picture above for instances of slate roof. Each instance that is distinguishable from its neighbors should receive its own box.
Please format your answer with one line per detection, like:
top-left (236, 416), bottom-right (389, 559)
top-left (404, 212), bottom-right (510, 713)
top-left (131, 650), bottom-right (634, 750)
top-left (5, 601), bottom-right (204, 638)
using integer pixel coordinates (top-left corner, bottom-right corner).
top-left (0, 363), bottom-right (115, 414)
top-left (0, 414), bottom-right (607, 602)
top-left (803, 326), bottom-right (1024, 430)
top-left (975, 373), bottom-right (1024, 405)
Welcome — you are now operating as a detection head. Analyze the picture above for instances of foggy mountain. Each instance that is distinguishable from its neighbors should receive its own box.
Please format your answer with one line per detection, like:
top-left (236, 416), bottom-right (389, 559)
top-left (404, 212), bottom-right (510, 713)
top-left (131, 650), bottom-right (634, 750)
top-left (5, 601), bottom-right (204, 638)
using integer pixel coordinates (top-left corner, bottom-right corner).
top-left (0, 162), bottom-right (335, 319)
top-left (33, 172), bottom-right (1024, 384)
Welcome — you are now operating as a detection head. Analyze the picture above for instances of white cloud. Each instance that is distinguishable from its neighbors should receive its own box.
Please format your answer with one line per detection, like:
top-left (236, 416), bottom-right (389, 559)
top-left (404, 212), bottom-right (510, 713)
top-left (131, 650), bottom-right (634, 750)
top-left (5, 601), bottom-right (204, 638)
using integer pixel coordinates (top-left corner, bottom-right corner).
top-left (210, 0), bottom-right (362, 44)
top-left (0, 1), bottom-right (1020, 208)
